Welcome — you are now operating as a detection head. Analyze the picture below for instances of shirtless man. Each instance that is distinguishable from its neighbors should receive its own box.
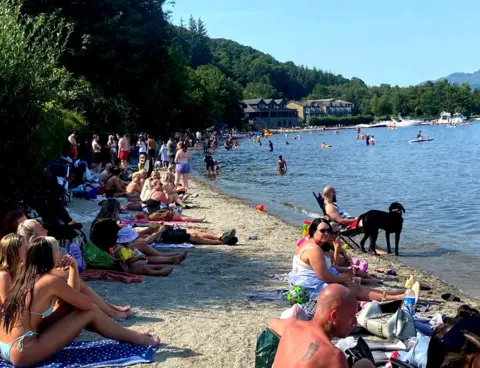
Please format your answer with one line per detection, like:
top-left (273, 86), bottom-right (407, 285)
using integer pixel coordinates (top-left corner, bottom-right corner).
top-left (270, 285), bottom-right (374, 368)
top-left (118, 134), bottom-right (130, 169)
top-left (68, 131), bottom-right (78, 160)
top-left (277, 155), bottom-right (287, 174)
top-left (323, 186), bottom-right (357, 227)
top-left (126, 173), bottom-right (143, 198)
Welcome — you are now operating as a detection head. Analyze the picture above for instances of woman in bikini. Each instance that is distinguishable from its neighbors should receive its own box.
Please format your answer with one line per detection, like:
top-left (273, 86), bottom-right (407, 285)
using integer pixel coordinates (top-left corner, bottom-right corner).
top-left (174, 142), bottom-right (191, 192)
top-left (0, 234), bottom-right (27, 303)
top-left (15, 221), bottom-right (133, 320)
top-left (0, 237), bottom-right (159, 367)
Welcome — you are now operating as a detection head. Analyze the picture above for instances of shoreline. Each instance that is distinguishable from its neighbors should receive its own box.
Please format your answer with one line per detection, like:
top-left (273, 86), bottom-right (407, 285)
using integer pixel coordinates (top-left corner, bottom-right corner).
top-left (69, 176), bottom-right (479, 367)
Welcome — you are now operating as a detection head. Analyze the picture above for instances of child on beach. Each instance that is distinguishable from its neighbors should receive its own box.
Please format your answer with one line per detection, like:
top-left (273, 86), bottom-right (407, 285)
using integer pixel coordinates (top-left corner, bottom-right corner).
top-left (113, 227), bottom-right (187, 276)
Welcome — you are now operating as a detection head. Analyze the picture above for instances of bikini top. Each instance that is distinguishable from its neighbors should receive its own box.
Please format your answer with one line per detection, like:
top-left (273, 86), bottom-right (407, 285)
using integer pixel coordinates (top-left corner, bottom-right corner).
top-left (29, 300), bottom-right (55, 318)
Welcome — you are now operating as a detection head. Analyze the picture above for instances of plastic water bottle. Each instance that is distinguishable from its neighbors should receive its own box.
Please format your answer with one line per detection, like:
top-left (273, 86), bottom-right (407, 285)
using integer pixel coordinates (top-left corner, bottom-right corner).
top-left (403, 287), bottom-right (416, 316)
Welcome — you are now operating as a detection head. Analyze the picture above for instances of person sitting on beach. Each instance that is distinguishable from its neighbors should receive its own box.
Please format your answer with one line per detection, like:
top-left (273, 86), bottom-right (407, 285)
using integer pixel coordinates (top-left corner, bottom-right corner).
top-left (270, 285), bottom-right (374, 368)
top-left (104, 166), bottom-right (128, 198)
top-left (323, 186), bottom-right (358, 228)
top-left (149, 180), bottom-right (194, 211)
top-left (99, 163), bottom-right (113, 186)
top-left (321, 142), bottom-right (332, 148)
top-left (0, 210), bottom-right (27, 239)
top-left (0, 237), bottom-right (159, 367)
top-left (288, 217), bottom-right (407, 307)
top-left (0, 234), bottom-right (27, 303)
top-left (16, 222), bottom-right (133, 319)
top-left (126, 172), bottom-right (143, 199)
top-left (277, 156), bottom-right (287, 174)
top-left (426, 305), bottom-right (480, 368)
top-left (112, 227), bottom-right (184, 276)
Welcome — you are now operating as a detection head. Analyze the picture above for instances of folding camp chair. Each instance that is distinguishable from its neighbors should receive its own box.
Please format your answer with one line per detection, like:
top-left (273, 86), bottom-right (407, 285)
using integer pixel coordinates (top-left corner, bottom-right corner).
top-left (312, 192), bottom-right (361, 249)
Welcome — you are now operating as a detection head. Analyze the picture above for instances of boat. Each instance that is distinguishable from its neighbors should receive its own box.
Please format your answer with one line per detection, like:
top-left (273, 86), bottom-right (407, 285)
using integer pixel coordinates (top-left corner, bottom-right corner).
top-left (409, 138), bottom-right (434, 143)
top-left (435, 111), bottom-right (467, 125)
top-left (355, 122), bottom-right (389, 129)
top-left (387, 116), bottom-right (423, 128)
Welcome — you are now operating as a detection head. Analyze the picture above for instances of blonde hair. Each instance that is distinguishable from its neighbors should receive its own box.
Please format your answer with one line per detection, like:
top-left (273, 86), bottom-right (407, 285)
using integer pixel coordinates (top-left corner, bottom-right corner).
top-left (132, 172), bottom-right (141, 180)
top-left (44, 236), bottom-right (60, 250)
top-left (0, 234), bottom-right (24, 279)
top-left (17, 219), bottom-right (39, 240)
top-left (108, 135), bottom-right (114, 142)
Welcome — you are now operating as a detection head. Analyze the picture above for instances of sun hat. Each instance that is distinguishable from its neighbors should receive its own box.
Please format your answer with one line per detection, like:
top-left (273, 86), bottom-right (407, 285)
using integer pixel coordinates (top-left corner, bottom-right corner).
top-left (117, 226), bottom-right (139, 244)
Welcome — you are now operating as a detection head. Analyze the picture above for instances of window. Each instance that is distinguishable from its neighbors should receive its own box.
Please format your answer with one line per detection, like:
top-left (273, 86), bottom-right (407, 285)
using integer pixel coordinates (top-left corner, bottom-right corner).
top-left (278, 121), bottom-right (281, 127)
top-left (283, 120), bottom-right (287, 126)
top-left (288, 121), bottom-right (292, 126)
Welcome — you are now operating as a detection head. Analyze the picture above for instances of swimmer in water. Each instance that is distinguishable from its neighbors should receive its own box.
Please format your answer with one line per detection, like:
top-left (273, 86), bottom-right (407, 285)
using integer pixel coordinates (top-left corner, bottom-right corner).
top-left (321, 141), bottom-right (332, 148)
top-left (277, 155), bottom-right (287, 174)
top-left (286, 141), bottom-right (290, 145)
top-left (369, 135), bottom-right (375, 145)
top-left (268, 140), bottom-right (273, 152)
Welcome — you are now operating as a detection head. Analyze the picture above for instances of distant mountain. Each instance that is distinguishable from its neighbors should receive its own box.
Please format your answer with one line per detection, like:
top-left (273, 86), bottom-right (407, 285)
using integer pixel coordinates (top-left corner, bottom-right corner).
top-left (433, 70), bottom-right (480, 88)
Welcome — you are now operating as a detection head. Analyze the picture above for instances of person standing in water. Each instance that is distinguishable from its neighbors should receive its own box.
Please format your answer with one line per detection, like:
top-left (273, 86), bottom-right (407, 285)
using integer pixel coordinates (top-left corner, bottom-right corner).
top-left (365, 135), bottom-right (370, 146)
top-left (268, 140), bottom-right (273, 152)
top-left (277, 155), bottom-right (287, 174)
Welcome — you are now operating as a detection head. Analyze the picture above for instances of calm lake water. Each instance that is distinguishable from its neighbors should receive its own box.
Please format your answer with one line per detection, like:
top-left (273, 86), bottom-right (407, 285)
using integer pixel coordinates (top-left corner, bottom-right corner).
top-left (193, 123), bottom-right (480, 297)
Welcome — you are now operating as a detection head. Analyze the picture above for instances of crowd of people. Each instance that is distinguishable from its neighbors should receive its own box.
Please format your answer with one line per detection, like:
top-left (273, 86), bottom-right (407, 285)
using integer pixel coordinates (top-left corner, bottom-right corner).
top-left (0, 129), bottom-right (242, 366)
top-left (260, 185), bottom-right (480, 368)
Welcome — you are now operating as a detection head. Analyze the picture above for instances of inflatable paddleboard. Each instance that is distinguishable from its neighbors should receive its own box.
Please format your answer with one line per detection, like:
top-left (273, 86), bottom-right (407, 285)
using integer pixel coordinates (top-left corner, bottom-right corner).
top-left (409, 138), bottom-right (434, 143)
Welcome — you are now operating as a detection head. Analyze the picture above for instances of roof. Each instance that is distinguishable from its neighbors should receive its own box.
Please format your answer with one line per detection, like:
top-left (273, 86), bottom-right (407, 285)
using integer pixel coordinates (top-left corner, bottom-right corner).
top-left (291, 99), bottom-right (354, 107)
top-left (241, 99), bottom-right (264, 105)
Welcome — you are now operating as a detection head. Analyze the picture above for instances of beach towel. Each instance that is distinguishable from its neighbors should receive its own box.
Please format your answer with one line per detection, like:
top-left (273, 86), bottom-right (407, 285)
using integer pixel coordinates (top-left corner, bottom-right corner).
top-left (0, 339), bottom-right (158, 368)
top-left (80, 269), bottom-right (146, 283)
top-left (248, 290), bottom-right (288, 304)
top-left (153, 243), bottom-right (194, 249)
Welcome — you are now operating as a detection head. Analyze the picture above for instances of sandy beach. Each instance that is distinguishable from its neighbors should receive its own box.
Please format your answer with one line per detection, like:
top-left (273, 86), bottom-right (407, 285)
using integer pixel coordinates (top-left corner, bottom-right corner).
top-left (69, 178), bottom-right (480, 367)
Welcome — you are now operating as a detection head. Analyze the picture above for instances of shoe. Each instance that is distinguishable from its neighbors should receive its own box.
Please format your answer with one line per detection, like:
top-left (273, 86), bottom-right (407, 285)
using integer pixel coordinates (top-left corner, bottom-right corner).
top-left (352, 257), bottom-right (360, 266)
top-left (358, 261), bottom-right (369, 273)
top-left (226, 237), bottom-right (238, 246)
top-left (220, 229), bottom-right (236, 244)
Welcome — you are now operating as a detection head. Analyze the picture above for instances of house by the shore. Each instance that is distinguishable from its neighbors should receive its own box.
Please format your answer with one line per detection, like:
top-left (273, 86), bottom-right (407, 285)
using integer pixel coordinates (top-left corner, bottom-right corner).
top-left (241, 98), bottom-right (299, 129)
top-left (288, 99), bottom-right (354, 122)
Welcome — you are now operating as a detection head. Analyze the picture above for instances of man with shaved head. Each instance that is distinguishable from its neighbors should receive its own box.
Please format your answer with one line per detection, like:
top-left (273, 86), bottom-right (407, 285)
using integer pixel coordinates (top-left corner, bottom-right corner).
top-left (323, 186), bottom-right (358, 228)
top-left (269, 285), bottom-right (374, 368)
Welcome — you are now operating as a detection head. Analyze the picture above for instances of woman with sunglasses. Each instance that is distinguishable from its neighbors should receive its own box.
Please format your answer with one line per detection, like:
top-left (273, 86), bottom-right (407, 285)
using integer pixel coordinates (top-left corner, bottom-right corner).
top-left (288, 217), bottom-right (405, 302)
top-left (0, 237), bottom-right (159, 366)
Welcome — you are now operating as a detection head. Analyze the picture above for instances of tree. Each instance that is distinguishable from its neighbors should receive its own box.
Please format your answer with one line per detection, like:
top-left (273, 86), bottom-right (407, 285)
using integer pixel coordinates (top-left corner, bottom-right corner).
top-left (243, 82), bottom-right (278, 99)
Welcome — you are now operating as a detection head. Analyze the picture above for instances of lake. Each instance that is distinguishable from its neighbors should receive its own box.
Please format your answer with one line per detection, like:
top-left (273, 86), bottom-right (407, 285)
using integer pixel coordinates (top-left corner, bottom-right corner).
top-left (192, 123), bottom-right (480, 297)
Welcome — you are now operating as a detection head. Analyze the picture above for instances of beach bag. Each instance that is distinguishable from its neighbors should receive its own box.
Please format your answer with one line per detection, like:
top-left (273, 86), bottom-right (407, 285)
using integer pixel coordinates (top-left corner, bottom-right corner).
top-left (255, 328), bottom-right (280, 368)
top-left (82, 242), bottom-right (114, 269)
top-left (67, 239), bottom-right (87, 272)
top-left (345, 337), bottom-right (375, 368)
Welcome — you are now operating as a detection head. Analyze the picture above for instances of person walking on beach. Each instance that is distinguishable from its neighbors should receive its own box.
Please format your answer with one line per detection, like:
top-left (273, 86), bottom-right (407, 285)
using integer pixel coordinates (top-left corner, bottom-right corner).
top-left (118, 134), bottom-right (130, 169)
top-left (68, 131), bottom-right (78, 160)
top-left (159, 140), bottom-right (169, 168)
top-left (166, 137), bottom-right (176, 164)
top-left (269, 285), bottom-right (374, 368)
top-left (147, 135), bottom-right (156, 161)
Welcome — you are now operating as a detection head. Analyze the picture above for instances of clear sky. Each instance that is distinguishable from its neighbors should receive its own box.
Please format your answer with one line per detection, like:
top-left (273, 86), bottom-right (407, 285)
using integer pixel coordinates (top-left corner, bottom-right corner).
top-left (168, 0), bottom-right (480, 87)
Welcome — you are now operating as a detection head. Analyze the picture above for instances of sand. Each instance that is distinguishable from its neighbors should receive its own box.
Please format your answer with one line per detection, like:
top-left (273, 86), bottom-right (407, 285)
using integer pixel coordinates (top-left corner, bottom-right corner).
top-left (68, 178), bottom-right (480, 367)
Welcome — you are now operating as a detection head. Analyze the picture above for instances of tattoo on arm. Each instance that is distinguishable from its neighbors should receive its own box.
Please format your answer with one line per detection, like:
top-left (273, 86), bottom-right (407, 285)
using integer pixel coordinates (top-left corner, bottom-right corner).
top-left (301, 343), bottom-right (319, 361)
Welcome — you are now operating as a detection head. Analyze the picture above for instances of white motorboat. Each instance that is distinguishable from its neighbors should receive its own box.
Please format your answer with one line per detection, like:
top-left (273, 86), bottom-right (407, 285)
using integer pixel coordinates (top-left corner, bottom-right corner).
top-left (387, 116), bottom-right (423, 128)
top-left (435, 111), bottom-right (467, 125)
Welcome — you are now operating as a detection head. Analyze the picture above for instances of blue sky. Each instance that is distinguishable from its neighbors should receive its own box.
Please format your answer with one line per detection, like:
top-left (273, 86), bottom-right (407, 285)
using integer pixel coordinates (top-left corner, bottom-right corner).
top-left (168, 0), bottom-right (480, 87)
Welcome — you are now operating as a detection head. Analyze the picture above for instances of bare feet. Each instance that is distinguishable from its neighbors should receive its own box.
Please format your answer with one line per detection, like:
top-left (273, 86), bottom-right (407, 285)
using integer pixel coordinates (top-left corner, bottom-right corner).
top-left (114, 310), bottom-right (135, 320)
top-left (136, 332), bottom-right (161, 345)
top-left (112, 305), bottom-right (131, 312)
top-left (174, 252), bottom-right (188, 264)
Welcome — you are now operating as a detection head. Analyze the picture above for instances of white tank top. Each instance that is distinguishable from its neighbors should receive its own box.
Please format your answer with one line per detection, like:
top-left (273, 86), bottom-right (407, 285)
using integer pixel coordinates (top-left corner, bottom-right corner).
top-left (292, 243), bottom-right (331, 273)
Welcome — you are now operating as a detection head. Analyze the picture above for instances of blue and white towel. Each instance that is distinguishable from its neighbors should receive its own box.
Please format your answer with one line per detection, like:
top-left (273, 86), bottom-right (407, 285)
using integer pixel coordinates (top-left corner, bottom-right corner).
top-left (0, 339), bottom-right (158, 368)
top-left (153, 243), bottom-right (194, 249)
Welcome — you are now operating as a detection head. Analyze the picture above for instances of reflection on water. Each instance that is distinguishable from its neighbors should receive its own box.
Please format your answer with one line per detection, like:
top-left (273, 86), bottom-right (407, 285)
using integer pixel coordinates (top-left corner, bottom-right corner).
top-left (193, 125), bottom-right (480, 296)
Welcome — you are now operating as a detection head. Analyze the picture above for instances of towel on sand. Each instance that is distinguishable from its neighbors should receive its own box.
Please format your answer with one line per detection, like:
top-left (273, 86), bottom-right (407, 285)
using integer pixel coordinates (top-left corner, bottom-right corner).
top-left (153, 243), bottom-right (194, 249)
top-left (0, 339), bottom-right (158, 368)
top-left (80, 270), bottom-right (146, 283)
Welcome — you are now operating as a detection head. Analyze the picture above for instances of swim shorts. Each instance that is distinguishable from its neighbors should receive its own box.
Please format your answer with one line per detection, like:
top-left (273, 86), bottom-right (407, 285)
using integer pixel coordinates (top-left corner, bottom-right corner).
top-left (176, 163), bottom-right (191, 174)
top-left (119, 151), bottom-right (129, 161)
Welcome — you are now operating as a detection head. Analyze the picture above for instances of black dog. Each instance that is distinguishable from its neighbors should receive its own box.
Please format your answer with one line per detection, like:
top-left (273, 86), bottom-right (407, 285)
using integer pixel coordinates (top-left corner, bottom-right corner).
top-left (356, 202), bottom-right (405, 256)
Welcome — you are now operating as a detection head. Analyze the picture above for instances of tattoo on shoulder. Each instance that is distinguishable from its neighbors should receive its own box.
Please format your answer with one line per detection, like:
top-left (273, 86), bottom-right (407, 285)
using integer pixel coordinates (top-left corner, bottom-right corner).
top-left (301, 343), bottom-right (320, 361)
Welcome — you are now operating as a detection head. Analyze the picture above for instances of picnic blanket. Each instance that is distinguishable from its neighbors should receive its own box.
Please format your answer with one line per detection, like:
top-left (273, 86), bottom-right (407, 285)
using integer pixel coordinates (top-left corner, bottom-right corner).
top-left (80, 270), bottom-right (146, 283)
top-left (0, 339), bottom-right (158, 368)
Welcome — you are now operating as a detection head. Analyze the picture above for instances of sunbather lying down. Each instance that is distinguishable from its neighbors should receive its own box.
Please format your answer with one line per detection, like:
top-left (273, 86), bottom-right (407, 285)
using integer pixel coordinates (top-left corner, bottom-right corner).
top-left (151, 223), bottom-right (238, 246)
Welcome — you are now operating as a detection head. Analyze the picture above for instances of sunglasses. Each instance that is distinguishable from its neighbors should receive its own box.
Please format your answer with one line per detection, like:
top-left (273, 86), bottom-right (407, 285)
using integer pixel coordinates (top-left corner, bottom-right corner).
top-left (441, 317), bottom-right (480, 352)
top-left (317, 228), bottom-right (332, 234)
